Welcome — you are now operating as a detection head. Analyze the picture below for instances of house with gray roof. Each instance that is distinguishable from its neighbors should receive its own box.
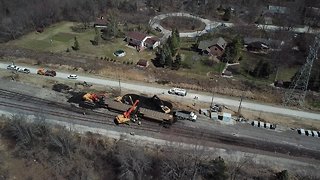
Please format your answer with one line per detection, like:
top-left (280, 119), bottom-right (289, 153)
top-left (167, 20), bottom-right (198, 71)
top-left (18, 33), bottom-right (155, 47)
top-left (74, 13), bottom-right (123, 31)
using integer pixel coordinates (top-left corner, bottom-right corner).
top-left (244, 37), bottom-right (284, 52)
top-left (198, 37), bottom-right (227, 57)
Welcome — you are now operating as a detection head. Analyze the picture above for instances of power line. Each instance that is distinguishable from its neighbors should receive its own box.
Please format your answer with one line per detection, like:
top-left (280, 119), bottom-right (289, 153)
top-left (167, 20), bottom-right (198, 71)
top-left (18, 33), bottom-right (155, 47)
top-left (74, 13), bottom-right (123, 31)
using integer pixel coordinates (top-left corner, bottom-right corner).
top-left (283, 34), bottom-right (320, 106)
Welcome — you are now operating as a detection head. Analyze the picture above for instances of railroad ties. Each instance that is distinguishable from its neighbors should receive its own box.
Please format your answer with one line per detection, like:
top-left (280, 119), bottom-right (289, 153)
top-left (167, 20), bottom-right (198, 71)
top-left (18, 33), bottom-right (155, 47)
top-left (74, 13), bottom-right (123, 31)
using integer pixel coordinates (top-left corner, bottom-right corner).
top-left (104, 99), bottom-right (173, 124)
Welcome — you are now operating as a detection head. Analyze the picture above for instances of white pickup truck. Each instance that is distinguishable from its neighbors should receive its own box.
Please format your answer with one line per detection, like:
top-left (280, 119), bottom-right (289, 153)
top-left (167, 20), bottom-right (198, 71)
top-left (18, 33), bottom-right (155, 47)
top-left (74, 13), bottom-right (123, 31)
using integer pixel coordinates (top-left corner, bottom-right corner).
top-left (168, 88), bottom-right (187, 96)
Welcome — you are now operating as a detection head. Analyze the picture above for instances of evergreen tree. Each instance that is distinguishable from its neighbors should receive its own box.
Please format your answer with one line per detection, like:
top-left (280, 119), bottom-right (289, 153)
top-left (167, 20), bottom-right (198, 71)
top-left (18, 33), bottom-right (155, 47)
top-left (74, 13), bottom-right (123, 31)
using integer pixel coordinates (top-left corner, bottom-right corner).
top-left (232, 36), bottom-right (242, 60)
top-left (253, 60), bottom-right (272, 78)
top-left (200, 157), bottom-right (228, 180)
top-left (174, 28), bottom-right (180, 44)
top-left (172, 53), bottom-right (182, 70)
top-left (223, 8), bottom-right (231, 21)
top-left (276, 170), bottom-right (289, 180)
top-left (159, 49), bottom-right (166, 67)
top-left (165, 54), bottom-right (173, 67)
top-left (92, 28), bottom-right (100, 45)
top-left (222, 36), bottom-right (243, 63)
top-left (167, 28), bottom-right (180, 56)
top-left (73, 37), bottom-right (79, 50)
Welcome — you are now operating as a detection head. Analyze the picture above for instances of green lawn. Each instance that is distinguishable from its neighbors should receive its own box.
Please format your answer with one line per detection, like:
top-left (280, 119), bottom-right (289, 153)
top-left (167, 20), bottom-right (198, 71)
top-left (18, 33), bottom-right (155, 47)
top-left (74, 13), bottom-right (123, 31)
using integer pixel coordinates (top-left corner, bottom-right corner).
top-left (52, 32), bottom-right (75, 42)
top-left (6, 21), bottom-right (155, 63)
top-left (237, 51), bottom-right (298, 83)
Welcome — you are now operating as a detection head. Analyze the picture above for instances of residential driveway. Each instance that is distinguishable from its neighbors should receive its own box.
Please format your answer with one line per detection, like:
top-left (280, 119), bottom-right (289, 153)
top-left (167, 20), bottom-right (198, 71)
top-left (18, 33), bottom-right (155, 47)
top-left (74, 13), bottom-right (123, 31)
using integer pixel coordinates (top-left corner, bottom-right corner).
top-left (149, 12), bottom-right (231, 40)
top-left (1, 62), bottom-right (320, 120)
top-left (149, 12), bottom-right (320, 41)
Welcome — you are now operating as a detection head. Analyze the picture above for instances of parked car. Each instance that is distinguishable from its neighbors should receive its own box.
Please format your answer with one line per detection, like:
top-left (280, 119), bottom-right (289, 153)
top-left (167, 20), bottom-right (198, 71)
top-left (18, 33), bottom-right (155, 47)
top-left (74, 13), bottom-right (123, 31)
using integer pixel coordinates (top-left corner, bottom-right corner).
top-left (17, 68), bottom-right (30, 74)
top-left (7, 64), bottom-right (18, 70)
top-left (114, 50), bottom-right (126, 57)
top-left (67, 74), bottom-right (78, 79)
top-left (155, 27), bottom-right (162, 32)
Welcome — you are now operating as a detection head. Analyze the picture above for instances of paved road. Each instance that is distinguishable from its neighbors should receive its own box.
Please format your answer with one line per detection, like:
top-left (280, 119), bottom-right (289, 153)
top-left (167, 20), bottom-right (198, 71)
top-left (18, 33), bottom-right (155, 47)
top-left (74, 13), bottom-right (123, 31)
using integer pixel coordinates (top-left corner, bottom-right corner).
top-left (149, 12), bottom-right (320, 40)
top-left (1, 63), bottom-right (320, 120)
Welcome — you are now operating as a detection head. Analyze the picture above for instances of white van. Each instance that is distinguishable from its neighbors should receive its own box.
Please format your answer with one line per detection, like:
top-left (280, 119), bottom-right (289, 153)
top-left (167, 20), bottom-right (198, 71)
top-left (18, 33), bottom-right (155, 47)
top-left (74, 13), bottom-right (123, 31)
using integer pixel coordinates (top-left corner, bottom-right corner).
top-left (168, 88), bottom-right (187, 96)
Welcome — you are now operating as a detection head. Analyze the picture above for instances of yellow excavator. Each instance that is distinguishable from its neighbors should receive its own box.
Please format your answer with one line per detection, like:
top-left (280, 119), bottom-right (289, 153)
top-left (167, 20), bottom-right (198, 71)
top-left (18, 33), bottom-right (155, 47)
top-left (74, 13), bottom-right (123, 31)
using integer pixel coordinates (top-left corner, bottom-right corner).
top-left (115, 100), bottom-right (140, 124)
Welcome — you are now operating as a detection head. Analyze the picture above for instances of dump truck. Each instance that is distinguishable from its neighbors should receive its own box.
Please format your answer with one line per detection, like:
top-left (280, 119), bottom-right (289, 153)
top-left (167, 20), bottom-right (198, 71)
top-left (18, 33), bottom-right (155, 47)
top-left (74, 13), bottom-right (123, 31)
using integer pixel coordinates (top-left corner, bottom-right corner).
top-left (115, 100), bottom-right (139, 124)
top-left (152, 95), bottom-right (170, 113)
top-left (174, 111), bottom-right (197, 122)
top-left (37, 68), bottom-right (56, 77)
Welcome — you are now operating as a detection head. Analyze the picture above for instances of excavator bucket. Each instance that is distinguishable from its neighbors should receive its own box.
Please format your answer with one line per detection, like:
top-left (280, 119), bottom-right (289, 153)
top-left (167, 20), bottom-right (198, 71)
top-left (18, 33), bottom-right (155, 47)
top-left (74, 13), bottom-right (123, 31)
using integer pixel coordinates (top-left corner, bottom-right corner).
top-left (162, 106), bottom-right (171, 114)
top-left (114, 96), bottom-right (123, 102)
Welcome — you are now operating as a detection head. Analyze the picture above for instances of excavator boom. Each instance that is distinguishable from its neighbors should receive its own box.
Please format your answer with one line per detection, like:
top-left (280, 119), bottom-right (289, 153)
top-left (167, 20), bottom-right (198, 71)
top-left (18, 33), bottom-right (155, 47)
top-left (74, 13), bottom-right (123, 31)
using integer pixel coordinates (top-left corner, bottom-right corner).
top-left (116, 99), bottom-right (140, 124)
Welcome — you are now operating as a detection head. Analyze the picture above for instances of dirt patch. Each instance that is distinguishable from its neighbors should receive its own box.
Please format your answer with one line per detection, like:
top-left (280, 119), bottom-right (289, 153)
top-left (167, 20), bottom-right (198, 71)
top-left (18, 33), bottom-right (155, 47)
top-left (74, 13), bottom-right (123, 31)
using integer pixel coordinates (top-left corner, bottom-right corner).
top-left (160, 16), bottom-right (205, 32)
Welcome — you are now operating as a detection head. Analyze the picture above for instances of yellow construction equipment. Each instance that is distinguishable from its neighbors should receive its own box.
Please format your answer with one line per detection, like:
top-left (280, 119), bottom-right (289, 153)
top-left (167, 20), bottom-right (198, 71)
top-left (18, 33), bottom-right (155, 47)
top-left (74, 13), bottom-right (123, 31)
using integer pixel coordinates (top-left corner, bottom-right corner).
top-left (114, 96), bottom-right (123, 102)
top-left (37, 68), bottom-right (45, 75)
top-left (115, 100), bottom-right (139, 124)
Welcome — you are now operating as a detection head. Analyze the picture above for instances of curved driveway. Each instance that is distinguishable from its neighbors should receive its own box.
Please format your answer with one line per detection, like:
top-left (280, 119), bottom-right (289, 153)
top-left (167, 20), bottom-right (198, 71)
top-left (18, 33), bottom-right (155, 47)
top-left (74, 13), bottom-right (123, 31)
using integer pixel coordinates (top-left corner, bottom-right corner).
top-left (149, 12), bottom-right (231, 39)
top-left (1, 63), bottom-right (319, 120)
top-left (149, 12), bottom-right (320, 40)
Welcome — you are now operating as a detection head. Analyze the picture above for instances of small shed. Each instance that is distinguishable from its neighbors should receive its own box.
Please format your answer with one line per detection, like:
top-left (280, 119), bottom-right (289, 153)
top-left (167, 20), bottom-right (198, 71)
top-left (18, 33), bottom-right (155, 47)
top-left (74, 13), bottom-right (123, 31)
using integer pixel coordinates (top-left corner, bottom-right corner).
top-left (136, 59), bottom-right (149, 68)
top-left (199, 109), bottom-right (210, 116)
top-left (210, 112), bottom-right (218, 120)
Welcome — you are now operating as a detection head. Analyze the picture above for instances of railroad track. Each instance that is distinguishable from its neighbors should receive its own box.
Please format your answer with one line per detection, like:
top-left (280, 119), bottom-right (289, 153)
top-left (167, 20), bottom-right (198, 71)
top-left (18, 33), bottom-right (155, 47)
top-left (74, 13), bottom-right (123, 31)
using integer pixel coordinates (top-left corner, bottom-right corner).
top-left (0, 88), bottom-right (320, 161)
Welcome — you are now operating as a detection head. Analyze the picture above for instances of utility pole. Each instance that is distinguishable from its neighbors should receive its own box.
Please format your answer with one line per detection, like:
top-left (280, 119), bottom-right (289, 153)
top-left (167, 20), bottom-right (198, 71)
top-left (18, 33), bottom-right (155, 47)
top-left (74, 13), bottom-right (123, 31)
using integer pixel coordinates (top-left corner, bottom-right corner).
top-left (238, 93), bottom-right (244, 116)
top-left (118, 76), bottom-right (121, 95)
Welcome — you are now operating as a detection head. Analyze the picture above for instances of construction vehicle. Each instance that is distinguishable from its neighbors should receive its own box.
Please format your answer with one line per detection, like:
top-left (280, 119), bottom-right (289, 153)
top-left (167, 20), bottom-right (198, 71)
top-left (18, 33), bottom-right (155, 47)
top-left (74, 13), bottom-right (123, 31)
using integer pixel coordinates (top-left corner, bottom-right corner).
top-left (114, 96), bottom-right (122, 102)
top-left (174, 111), bottom-right (197, 122)
top-left (82, 93), bottom-right (106, 108)
top-left (152, 95), bottom-right (170, 113)
top-left (115, 100), bottom-right (139, 124)
top-left (37, 68), bottom-right (56, 77)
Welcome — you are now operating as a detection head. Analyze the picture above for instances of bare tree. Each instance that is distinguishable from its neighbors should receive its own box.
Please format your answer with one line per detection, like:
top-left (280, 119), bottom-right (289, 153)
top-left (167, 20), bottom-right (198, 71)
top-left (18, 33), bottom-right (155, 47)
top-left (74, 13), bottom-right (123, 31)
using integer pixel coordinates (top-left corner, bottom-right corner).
top-left (115, 141), bottom-right (151, 180)
top-left (229, 155), bottom-right (255, 180)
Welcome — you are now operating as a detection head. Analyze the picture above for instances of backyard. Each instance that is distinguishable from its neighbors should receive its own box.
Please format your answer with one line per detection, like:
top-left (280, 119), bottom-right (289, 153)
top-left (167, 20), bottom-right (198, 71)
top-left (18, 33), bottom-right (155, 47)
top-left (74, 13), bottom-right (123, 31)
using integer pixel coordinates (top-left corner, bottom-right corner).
top-left (6, 22), bottom-right (156, 63)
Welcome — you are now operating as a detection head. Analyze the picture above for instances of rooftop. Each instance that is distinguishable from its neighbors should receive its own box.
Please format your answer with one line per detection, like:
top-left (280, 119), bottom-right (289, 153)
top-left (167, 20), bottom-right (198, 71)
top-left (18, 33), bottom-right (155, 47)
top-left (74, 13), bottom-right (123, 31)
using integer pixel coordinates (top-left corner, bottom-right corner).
top-left (198, 37), bottom-right (227, 50)
top-left (127, 31), bottom-right (148, 41)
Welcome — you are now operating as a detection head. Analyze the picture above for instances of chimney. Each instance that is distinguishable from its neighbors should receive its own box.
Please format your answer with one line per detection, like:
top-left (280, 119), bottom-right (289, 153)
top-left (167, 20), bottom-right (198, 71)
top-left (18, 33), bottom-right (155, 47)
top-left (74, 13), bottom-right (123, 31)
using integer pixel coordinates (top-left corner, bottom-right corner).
top-left (100, 16), bottom-right (104, 20)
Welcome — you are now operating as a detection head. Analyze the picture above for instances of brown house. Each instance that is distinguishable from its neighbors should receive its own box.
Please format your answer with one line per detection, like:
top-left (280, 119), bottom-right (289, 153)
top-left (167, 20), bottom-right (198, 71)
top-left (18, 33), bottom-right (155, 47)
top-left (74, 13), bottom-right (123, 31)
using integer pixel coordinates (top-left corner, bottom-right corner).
top-left (198, 37), bottom-right (227, 57)
top-left (94, 16), bottom-right (108, 28)
top-left (126, 31), bottom-right (160, 51)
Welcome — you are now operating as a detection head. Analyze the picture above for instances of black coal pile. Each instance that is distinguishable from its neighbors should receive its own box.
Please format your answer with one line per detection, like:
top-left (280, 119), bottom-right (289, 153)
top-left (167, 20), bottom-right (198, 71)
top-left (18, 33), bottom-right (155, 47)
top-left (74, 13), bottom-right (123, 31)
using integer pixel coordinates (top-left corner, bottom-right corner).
top-left (122, 94), bottom-right (173, 112)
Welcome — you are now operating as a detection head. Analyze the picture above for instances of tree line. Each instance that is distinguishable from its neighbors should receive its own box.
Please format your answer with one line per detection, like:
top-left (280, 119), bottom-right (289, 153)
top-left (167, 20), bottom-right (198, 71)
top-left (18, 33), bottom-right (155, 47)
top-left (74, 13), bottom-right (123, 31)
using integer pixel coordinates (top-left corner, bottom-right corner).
top-left (0, 0), bottom-right (140, 42)
top-left (154, 28), bottom-right (182, 70)
top-left (1, 115), bottom-right (316, 179)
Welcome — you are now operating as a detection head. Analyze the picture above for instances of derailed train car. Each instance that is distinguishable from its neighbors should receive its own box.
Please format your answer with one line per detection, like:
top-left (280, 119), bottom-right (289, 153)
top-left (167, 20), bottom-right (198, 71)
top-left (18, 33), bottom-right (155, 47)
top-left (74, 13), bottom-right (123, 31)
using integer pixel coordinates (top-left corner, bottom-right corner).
top-left (104, 98), bottom-right (174, 125)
